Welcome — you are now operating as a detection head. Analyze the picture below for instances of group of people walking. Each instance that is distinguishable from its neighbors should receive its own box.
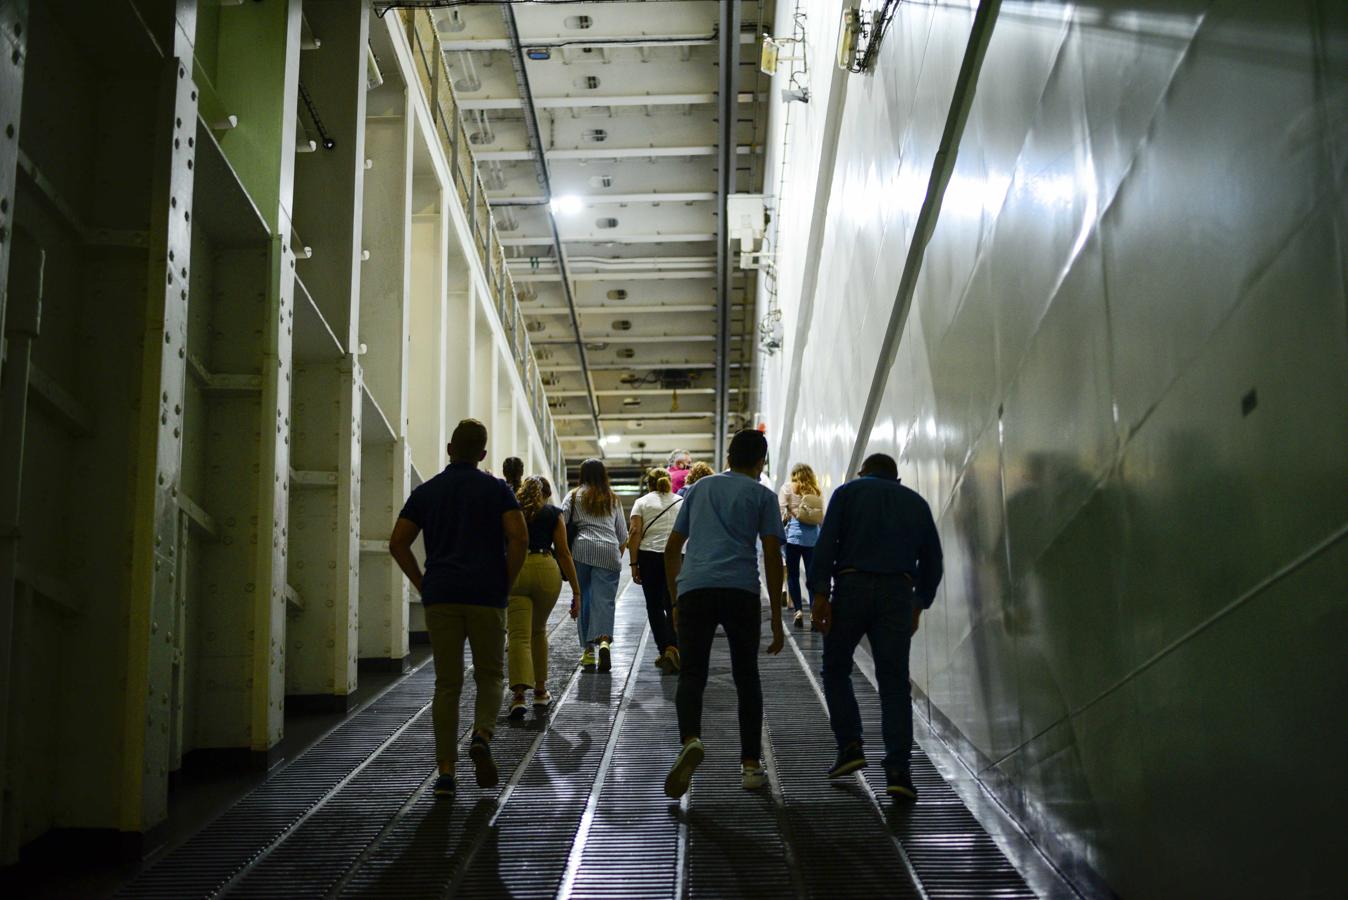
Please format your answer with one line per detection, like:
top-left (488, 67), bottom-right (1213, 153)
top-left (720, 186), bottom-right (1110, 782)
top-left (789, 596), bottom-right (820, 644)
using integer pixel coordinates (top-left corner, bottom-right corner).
top-left (388, 418), bottom-right (943, 804)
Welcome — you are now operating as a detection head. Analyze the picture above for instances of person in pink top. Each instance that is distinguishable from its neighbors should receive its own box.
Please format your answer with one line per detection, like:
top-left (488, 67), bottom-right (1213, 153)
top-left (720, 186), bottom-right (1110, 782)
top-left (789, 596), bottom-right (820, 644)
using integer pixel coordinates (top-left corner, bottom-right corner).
top-left (667, 449), bottom-right (693, 493)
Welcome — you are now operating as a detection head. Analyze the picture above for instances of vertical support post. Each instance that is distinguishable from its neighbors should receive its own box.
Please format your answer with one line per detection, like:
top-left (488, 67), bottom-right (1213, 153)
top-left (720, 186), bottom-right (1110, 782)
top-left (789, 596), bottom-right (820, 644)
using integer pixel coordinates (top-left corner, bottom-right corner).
top-left (0, 0), bottom-right (28, 864)
top-left (408, 192), bottom-right (445, 474)
top-left (0, 0), bottom-right (26, 359)
top-left (285, 0), bottom-right (370, 708)
top-left (0, 229), bottom-right (38, 863)
top-left (121, 45), bottom-right (200, 831)
top-left (253, 0), bottom-right (303, 754)
top-left (357, 82), bottom-right (413, 669)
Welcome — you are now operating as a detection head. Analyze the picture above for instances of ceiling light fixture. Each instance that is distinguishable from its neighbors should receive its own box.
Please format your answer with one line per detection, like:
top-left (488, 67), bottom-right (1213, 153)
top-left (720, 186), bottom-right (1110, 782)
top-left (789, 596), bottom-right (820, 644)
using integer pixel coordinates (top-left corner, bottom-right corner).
top-left (550, 194), bottom-right (583, 215)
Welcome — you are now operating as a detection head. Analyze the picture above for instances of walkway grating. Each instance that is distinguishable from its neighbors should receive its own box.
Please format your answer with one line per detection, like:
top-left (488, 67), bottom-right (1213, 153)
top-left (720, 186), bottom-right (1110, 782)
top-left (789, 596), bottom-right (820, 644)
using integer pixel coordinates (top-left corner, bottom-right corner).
top-left (116, 584), bottom-right (1042, 899)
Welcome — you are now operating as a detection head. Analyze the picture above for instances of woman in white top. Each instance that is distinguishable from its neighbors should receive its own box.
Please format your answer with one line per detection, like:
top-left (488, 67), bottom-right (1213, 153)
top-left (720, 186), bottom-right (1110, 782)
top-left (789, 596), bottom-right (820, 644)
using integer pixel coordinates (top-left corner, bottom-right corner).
top-left (561, 459), bottom-right (628, 673)
top-left (628, 467), bottom-right (683, 674)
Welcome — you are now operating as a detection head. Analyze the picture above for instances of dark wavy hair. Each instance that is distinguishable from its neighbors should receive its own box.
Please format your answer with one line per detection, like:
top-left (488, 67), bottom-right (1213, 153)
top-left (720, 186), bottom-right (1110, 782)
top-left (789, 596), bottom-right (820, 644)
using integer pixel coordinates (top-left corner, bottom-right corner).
top-left (501, 456), bottom-right (525, 492)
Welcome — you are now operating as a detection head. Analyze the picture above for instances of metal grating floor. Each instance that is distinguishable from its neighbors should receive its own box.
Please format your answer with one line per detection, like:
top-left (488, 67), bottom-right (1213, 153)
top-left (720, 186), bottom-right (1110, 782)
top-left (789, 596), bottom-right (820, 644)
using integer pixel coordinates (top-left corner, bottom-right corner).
top-left (117, 584), bottom-right (1046, 899)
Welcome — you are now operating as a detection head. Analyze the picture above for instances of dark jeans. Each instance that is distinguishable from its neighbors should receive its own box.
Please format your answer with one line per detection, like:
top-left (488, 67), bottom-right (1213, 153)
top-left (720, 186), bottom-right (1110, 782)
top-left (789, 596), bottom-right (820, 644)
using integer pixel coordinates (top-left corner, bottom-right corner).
top-left (675, 587), bottom-right (763, 761)
top-left (821, 572), bottom-right (915, 774)
top-left (637, 550), bottom-right (677, 653)
top-left (784, 543), bottom-right (814, 610)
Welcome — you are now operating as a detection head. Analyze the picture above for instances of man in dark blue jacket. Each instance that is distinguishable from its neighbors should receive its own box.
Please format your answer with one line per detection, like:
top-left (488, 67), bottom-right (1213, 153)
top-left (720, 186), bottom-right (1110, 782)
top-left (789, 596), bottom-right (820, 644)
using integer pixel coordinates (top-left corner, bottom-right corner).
top-left (808, 452), bottom-right (943, 800)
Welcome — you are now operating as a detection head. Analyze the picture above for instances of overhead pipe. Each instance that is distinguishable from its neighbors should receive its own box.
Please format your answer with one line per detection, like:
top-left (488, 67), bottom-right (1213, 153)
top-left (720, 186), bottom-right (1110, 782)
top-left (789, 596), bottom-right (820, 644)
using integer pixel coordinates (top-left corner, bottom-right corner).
top-left (714, 0), bottom-right (741, 464)
top-left (500, 6), bottom-right (604, 455)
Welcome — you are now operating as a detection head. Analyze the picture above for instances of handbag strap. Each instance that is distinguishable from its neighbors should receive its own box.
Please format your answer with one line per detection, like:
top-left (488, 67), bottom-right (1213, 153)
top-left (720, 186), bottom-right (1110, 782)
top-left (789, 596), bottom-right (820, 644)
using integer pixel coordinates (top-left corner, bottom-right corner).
top-left (643, 495), bottom-right (682, 532)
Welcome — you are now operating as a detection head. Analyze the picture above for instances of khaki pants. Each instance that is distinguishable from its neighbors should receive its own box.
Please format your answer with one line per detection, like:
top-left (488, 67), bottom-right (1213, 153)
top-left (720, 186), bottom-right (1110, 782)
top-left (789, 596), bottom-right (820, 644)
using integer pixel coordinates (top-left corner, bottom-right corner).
top-left (424, 602), bottom-right (506, 770)
top-left (508, 552), bottom-right (563, 688)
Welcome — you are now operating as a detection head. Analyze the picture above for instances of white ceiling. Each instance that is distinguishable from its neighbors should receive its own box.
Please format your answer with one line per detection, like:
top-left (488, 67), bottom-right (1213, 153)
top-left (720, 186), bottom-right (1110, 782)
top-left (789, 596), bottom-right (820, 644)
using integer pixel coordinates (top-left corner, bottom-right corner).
top-left (433, 1), bottom-right (770, 473)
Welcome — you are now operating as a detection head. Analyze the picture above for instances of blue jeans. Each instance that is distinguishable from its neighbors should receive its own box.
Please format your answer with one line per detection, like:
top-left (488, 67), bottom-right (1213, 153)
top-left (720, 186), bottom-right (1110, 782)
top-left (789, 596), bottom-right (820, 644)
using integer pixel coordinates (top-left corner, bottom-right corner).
top-left (821, 572), bottom-right (915, 774)
top-left (576, 561), bottom-right (620, 646)
top-left (784, 543), bottom-right (814, 610)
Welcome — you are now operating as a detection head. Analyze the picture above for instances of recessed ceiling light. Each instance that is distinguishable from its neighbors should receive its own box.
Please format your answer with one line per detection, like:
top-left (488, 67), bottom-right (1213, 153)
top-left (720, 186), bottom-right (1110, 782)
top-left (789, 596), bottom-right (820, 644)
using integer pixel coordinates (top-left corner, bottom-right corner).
top-left (550, 195), bottom-right (583, 215)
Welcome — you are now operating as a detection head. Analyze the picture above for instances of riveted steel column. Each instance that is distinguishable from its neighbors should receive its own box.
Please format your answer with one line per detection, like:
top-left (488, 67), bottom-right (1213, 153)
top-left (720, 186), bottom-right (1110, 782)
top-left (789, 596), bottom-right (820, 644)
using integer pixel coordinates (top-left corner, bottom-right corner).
top-left (285, 0), bottom-right (369, 709)
top-left (215, 0), bottom-right (303, 755)
top-left (0, 0), bottom-right (25, 352)
top-left (0, 0), bottom-right (27, 865)
top-left (122, 33), bottom-right (201, 833)
top-left (0, 230), bottom-right (38, 864)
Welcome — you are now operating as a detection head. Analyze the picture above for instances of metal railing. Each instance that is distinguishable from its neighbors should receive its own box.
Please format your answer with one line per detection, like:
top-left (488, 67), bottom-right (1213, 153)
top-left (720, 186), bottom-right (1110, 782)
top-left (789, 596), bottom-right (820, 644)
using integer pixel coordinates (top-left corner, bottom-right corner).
top-left (403, 10), bottom-right (562, 474)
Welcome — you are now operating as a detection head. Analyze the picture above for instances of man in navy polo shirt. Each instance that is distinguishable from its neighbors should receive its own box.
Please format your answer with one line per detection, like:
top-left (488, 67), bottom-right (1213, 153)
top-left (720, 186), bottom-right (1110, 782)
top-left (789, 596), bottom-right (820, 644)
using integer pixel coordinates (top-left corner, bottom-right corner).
top-left (389, 418), bottom-right (528, 797)
top-left (809, 452), bottom-right (943, 801)
top-left (662, 429), bottom-right (785, 799)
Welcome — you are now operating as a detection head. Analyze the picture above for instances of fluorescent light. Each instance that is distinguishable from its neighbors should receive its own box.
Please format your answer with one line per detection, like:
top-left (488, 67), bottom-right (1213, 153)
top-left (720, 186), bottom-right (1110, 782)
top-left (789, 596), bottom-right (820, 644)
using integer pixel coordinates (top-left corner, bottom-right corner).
top-left (550, 194), bottom-right (583, 215)
top-left (604, 434), bottom-right (621, 445)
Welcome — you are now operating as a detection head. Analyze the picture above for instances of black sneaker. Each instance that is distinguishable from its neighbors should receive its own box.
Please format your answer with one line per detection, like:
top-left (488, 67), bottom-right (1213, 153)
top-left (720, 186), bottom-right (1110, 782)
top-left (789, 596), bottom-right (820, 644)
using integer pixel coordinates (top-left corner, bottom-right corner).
top-left (886, 769), bottom-right (917, 801)
top-left (827, 742), bottom-right (867, 779)
top-left (469, 734), bottom-right (499, 788)
top-left (433, 773), bottom-right (456, 797)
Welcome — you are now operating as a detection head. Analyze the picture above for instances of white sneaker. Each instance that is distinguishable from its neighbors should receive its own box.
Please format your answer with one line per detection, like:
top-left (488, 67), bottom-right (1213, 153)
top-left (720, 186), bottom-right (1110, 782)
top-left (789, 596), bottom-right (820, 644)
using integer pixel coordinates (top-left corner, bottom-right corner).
top-left (741, 762), bottom-right (767, 790)
top-left (664, 738), bottom-right (705, 799)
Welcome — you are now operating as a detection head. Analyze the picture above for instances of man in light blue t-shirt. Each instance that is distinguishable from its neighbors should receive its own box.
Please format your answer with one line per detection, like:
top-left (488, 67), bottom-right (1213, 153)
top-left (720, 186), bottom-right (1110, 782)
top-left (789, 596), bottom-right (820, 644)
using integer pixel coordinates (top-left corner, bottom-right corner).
top-left (661, 430), bottom-right (785, 799)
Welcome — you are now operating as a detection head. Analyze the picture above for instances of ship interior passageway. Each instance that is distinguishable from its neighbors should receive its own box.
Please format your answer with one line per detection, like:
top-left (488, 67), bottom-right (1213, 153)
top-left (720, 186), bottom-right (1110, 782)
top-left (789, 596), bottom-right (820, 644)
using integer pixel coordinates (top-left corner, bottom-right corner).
top-left (1, 0), bottom-right (1345, 898)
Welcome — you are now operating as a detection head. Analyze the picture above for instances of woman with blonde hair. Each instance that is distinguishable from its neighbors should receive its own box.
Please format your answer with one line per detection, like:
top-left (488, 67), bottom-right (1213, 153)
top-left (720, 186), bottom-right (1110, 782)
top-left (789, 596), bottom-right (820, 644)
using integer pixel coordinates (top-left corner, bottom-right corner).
top-left (628, 467), bottom-right (682, 674)
top-left (779, 462), bottom-right (824, 627)
top-left (677, 461), bottom-right (714, 497)
top-left (562, 459), bottom-right (628, 671)
top-left (507, 476), bottom-right (581, 717)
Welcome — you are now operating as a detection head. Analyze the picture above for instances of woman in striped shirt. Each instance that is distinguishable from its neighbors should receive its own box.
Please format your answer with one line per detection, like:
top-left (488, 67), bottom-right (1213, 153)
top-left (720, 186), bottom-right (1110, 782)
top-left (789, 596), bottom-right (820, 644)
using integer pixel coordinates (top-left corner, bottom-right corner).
top-left (561, 459), bottom-right (629, 672)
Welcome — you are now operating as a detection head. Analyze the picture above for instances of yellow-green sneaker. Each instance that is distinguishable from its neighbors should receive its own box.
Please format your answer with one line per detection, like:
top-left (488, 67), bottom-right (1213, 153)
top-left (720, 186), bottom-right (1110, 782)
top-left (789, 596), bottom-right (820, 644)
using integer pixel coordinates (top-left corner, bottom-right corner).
top-left (581, 648), bottom-right (596, 668)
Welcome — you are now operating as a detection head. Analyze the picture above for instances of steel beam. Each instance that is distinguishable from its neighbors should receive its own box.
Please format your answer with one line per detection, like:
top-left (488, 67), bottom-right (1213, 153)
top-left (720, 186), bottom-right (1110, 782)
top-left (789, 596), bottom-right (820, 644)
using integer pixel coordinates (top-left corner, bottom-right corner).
top-left (500, 232), bottom-right (716, 247)
top-left (476, 145), bottom-right (761, 162)
top-left (457, 91), bottom-right (757, 111)
top-left (490, 191), bottom-right (718, 206)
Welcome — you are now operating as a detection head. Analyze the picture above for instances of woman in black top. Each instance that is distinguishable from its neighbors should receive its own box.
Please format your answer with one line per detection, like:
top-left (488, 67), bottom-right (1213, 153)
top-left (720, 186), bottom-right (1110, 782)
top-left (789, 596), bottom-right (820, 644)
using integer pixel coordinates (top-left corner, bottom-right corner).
top-left (506, 476), bottom-right (580, 717)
